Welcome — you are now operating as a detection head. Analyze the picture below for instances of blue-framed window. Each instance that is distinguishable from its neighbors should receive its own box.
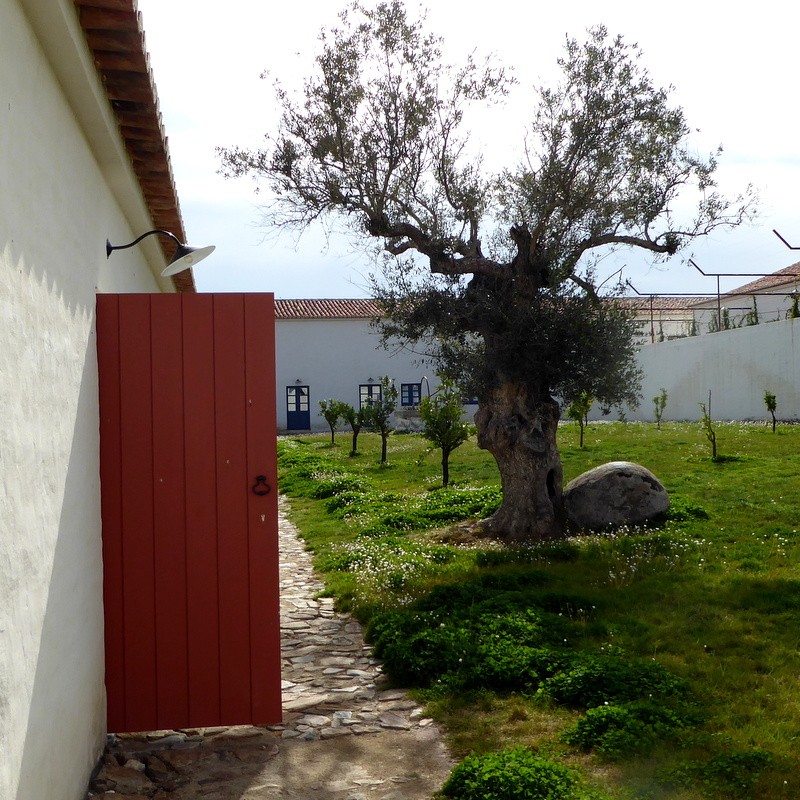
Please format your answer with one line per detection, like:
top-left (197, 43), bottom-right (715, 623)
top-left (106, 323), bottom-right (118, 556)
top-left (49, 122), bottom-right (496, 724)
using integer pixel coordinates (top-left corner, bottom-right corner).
top-left (401, 383), bottom-right (421, 407)
top-left (359, 383), bottom-right (382, 409)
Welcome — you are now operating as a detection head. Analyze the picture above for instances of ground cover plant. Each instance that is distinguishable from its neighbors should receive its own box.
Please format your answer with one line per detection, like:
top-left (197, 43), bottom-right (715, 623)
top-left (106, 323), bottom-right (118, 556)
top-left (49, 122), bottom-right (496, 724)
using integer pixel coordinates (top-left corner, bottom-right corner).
top-left (278, 423), bottom-right (800, 799)
top-left (439, 746), bottom-right (611, 800)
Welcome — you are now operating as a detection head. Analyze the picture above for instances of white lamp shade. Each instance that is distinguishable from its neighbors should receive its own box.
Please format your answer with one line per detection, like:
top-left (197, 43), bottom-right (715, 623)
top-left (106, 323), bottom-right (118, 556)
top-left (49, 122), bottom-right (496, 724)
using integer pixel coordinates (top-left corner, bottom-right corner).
top-left (161, 244), bottom-right (216, 276)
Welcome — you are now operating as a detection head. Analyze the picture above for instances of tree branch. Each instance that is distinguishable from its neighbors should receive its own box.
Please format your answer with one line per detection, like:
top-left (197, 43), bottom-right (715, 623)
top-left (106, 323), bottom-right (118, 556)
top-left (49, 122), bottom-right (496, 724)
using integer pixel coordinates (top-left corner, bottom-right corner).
top-left (568, 271), bottom-right (599, 301)
top-left (578, 232), bottom-right (677, 256)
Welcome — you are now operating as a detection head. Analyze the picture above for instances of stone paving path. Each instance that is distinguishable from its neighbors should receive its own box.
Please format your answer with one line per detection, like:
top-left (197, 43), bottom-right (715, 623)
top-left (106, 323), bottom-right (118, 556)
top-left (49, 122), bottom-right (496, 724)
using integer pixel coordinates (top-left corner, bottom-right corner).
top-left (87, 502), bottom-right (454, 799)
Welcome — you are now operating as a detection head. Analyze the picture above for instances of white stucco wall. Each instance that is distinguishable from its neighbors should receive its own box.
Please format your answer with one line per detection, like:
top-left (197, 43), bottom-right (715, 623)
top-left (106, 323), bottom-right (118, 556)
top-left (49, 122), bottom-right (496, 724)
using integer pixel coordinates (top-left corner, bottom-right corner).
top-left (275, 317), bottom-right (436, 430)
top-left (1, 4), bottom-right (167, 800)
top-left (633, 311), bottom-right (695, 342)
top-left (625, 318), bottom-right (800, 421)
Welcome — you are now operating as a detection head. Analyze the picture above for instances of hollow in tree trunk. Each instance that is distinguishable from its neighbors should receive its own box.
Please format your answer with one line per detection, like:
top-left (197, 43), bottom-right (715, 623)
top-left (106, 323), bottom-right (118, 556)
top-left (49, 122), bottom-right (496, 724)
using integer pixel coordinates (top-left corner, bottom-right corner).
top-left (475, 383), bottom-right (563, 542)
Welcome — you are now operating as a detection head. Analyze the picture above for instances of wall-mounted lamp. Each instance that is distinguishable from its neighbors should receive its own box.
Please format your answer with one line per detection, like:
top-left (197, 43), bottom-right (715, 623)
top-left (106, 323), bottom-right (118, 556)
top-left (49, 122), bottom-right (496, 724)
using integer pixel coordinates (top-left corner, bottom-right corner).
top-left (367, 377), bottom-right (374, 383)
top-left (106, 229), bottom-right (215, 276)
top-left (295, 378), bottom-right (303, 385)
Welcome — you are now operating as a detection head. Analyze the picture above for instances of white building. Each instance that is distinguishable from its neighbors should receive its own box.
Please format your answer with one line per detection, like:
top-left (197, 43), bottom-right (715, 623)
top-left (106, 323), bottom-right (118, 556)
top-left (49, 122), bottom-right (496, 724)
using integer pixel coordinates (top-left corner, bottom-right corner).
top-left (272, 295), bottom-right (718, 431)
top-left (274, 290), bottom-right (800, 427)
top-left (619, 296), bottom-right (704, 342)
top-left (275, 299), bottom-right (453, 431)
top-left (2, 3), bottom-right (193, 798)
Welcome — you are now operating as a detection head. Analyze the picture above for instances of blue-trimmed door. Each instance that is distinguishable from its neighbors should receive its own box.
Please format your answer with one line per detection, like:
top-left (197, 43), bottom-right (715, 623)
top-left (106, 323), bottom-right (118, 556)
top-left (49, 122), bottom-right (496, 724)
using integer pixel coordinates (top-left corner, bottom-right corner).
top-left (286, 385), bottom-right (311, 430)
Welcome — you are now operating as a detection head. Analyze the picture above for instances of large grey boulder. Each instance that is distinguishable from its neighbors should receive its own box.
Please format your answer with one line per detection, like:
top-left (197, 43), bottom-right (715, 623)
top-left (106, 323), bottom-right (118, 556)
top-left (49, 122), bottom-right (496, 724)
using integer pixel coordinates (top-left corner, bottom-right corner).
top-left (563, 461), bottom-right (669, 530)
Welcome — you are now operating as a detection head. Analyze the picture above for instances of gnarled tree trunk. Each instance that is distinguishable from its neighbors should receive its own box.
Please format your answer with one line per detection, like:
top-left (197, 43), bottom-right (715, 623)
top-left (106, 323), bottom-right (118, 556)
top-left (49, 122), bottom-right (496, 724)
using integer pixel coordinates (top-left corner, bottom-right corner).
top-left (475, 383), bottom-right (563, 542)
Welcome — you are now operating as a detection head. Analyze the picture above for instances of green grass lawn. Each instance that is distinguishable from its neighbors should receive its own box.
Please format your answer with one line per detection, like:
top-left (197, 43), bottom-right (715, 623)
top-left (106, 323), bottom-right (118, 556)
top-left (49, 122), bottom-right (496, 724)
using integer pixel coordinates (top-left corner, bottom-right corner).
top-left (278, 421), bottom-right (800, 799)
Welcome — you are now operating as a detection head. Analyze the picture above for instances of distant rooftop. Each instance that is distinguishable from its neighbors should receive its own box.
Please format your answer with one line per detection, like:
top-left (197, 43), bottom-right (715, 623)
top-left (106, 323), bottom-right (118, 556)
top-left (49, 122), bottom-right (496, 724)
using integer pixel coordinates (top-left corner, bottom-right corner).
top-left (275, 296), bottom-right (706, 319)
top-left (618, 296), bottom-right (704, 311)
top-left (717, 261), bottom-right (800, 296)
top-left (275, 299), bottom-right (383, 319)
top-left (685, 261), bottom-right (800, 307)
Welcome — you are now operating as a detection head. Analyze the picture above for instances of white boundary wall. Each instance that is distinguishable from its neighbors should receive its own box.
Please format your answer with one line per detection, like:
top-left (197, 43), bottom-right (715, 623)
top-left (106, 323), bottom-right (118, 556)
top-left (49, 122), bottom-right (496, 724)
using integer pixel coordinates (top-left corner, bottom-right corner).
top-left (628, 318), bottom-right (800, 422)
top-left (2, 3), bottom-right (165, 799)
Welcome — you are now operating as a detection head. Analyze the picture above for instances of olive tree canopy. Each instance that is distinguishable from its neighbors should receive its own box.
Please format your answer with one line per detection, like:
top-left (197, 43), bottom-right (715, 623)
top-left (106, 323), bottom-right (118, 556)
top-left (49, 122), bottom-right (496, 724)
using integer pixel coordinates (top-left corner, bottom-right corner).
top-left (219, 2), bottom-right (755, 540)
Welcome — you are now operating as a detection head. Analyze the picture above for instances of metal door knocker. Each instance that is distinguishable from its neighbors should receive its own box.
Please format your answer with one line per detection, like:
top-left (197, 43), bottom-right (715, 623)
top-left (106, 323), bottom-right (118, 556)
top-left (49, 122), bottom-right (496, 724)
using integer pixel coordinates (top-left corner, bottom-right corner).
top-left (252, 475), bottom-right (271, 496)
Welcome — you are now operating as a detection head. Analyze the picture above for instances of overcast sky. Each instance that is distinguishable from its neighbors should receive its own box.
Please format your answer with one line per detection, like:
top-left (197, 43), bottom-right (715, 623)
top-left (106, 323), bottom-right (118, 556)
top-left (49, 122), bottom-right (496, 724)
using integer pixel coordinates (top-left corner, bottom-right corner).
top-left (135, 0), bottom-right (800, 298)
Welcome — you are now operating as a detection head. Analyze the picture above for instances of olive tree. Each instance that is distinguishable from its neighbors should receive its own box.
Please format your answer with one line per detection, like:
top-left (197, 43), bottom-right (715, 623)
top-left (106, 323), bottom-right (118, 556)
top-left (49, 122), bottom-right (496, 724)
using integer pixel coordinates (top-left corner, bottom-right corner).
top-left (319, 398), bottom-right (347, 444)
top-left (566, 391), bottom-right (593, 449)
top-left (363, 376), bottom-right (397, 464)
top-left (340, 402), bottom-right (369, 454)
top-left (219, 2), bottom-right (755, 541)
top-left (419, 383), bottom-right (473, 487)
top-left (764, 390), bottom-right (777, 432)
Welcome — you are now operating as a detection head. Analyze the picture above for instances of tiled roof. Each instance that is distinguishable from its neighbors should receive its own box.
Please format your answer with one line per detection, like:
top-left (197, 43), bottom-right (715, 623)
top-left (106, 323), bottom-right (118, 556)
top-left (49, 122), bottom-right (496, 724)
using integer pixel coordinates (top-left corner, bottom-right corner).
top-left (617, 296), bottom-right (705, 311)
top-left (717, 261), bottom-right (800, 296)
top-left (73, 1), bottom-right (194, 293)
top-left (618, 262), bottom-right (800, 311)
top-left (686, 262), bottom-right (800, 308)
top-left (276, 299), bottom-right (383, 320)
top-left (277, 297), bottom-right (704, 319)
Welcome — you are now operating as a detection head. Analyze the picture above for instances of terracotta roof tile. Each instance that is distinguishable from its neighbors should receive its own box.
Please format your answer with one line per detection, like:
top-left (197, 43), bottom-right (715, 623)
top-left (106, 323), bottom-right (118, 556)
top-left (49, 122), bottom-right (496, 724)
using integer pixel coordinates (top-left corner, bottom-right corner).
top-left (275, 299), bottom-right (383, 319)
top-left (276, 297), bottom-right (704, 319)
top-left (73, 1), bottom-right (194, 293)
top-left (717, 261), bottom-right (800, 296)
top-left (685, 262), bottom-right (800, 307)
top-left (617, 296), bottom-right (705, 311)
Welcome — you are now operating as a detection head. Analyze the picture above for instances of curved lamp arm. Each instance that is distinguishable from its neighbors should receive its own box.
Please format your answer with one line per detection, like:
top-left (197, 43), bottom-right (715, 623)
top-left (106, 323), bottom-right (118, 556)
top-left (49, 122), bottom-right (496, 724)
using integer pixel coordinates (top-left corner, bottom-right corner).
top-left (106, 229), bottom-right (215, 276)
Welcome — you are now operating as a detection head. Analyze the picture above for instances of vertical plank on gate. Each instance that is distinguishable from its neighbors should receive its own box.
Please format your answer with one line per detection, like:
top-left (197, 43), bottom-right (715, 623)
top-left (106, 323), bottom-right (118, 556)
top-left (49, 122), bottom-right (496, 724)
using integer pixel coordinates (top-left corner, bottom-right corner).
top-left (244, 295), bottom-right (282, 722)
top-left (150, 296), bottom-right (190, 727)
top-left (118, 295), bottom-right (157, 732)
top-left (97, 296), bottom-right (126, 732)
top-left (183, 294), bottom-right (221, 726)
top-left (214, 295), bottom-right (252, 721)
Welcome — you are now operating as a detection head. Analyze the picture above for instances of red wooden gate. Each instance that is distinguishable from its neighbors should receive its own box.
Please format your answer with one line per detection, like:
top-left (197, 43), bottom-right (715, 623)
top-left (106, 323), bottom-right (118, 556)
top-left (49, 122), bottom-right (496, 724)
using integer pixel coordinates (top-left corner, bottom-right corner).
top-left (96, 293), bottom-right (281, 733)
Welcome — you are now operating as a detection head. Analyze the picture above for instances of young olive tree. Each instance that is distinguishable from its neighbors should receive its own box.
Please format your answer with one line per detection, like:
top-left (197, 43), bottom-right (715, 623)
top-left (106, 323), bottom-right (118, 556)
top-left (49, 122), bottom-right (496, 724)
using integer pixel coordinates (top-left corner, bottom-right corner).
top-left (699, 390), bottom-right (718, 460)
top-left (566, 391), bottom-right (593, 449)
top-left (219, 2), bottom-right (755, 541)
top-left (340, 402), bottom-right (369, 455)
top-left (364, 376), bottom-right (398, 464)
top-left (764, 390), bottom-right (777, 432)
top-left (653, 388), bottom-right (668, 430)
top-left (419, 383), bottom-right (473, 487)
top-left (319, 398), bottom-right (346, 444)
